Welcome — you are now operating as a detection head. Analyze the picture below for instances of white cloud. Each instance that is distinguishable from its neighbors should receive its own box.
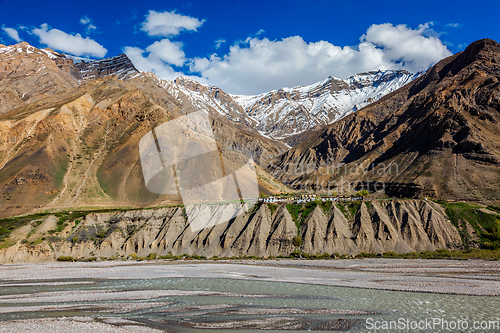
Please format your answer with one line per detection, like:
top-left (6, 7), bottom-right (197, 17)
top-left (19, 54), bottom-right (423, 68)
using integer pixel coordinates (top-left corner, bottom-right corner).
top-left (141, 10), bottom-right (204, 37)
top-left (2, 26), bottom-right (21, 43)
top-left (124, 45), bottom-right (185, 80)
top-left (445, 23), bottom-right (461, 28)
top-left (145, 39), bottom-right (186, 66)
top-left (214, 38), bottom-right (225, 49)
top-left (123, 38), bottom-right (186, 79)
top-left (125, 10), bottom-right (204, 81)
top-left (415, 22), bottom-right (442, 38)
top-left (361, 23), bottom-right (451, 71)
top-left (86, 24), bottom-right (97, 33)
top-left (189, 23), bottom-right (452, 95)
top-left (79, 16), bottom-right (97, 34)
top-left (80, 16), bottom-right (91, 25)
top-left (32, 23), bottom-right (107, 58)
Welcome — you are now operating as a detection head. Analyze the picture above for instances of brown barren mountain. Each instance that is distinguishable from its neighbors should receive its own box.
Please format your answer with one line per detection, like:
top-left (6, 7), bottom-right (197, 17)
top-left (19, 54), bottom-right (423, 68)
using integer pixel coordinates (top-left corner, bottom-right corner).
top-left (268, 39), bottom-right (500, 202)
top-left (0, 42), bottom-right (80, 114)
top-left (0, 44), bottom-right (289, 218)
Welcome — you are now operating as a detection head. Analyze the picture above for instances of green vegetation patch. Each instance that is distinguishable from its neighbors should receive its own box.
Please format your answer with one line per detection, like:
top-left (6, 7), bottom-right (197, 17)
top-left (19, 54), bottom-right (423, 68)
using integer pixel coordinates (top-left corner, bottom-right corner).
top-left (267, 203), bottom-right (278, 216)
top-left (288, 250), bottom-right (333, 259)
top-left (440, 201), bottom-right (500, 249)
top-left (0, 239), bottom-right (15, 249)
top-left (57, 256), bottom-right (75, 262)
top-left (30, 237), bottom-right (45, 246)
top-left (487, 205), bottom-right (500, 214)
top-left (293, 236), bottom-right (302, 247)
top-left (285, 202), bottom-right (320, 233)
top-left (0, 213), bottom-right (49, 245)
top-left (156, 253), bottom-right (207, 260)
top-left (248, 202), bottom-right (261, 215)
top-left (347, 201), bottom-right (362, 216)
top-left (356, 190), bottom-right (369, 197)
top-left (380, 248), bottom-right (500, 261)
top-left (318, 201), bottom-right (332, 215)
top-left (335, 203), bottom-right (350, 219)
top-left (299, 202), bottom-right (318, 227)
top-left (285, 204), bottom-right (301, 225)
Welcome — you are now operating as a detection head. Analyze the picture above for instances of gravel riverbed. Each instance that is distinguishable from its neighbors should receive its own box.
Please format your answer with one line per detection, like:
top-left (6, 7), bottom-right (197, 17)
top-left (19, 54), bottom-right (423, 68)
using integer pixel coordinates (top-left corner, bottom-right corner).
top-left (0, 259), bottom-right (498, 332)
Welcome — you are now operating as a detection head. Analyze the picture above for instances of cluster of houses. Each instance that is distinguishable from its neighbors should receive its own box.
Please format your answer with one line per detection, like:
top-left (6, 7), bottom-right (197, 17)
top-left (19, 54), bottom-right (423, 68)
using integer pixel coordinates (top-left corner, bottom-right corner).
top-left (259, 194), bottom-right (364, 204)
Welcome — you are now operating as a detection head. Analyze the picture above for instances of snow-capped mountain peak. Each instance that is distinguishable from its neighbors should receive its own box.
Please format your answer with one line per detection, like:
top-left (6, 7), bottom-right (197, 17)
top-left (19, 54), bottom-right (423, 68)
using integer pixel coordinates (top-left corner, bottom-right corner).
top-left (0, 42), bottom-right (63, 59)
top-left (155, 70), bottom-right (422, 139)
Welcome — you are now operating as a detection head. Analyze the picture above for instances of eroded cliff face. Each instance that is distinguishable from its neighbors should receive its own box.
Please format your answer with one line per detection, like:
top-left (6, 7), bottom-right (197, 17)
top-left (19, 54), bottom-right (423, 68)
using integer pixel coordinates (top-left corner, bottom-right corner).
top-left (300, 201), bottom-right (462, 255)
top-left (0, 200), bottom-right (462, 263)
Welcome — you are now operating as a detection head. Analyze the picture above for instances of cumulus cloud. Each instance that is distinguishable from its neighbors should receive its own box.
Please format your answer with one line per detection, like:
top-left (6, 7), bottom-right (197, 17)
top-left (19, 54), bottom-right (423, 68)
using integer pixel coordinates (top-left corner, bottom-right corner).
top-left (2, 26), bottom-right (21, 42)
top-left (124, 44), bottom-right (185, 80)
top-left (79, 16), bottom-right (97, 34)
top-left (141, 10), bottom-right (204, 37)
top-left (361, 23), bottom-right (450, 71)
top-left (145, 39), bottom-right (186, 66)
top-left (32, 24), bottom-right (107, 57)
top-left (124, 38), bottom-right (186, 79)
top-left (124, 10), bottom-right (204, 80)
top-left (189, 23), bottom-right (452, 94)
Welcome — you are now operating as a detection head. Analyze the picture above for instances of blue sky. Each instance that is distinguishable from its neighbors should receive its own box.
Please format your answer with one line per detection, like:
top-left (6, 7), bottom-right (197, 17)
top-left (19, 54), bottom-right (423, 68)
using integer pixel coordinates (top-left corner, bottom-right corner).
top-left (0, 0), bottom-right (498, 94)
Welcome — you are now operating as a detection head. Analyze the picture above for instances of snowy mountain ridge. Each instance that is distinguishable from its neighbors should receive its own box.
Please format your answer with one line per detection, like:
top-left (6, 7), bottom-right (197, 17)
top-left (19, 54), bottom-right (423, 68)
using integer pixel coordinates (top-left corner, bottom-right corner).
top-left (75, 54), bottom-right (141, 81)
top-left (148, 70), bottom-right (422, 139)
top-left (0, 42), bottom-right (62, 59)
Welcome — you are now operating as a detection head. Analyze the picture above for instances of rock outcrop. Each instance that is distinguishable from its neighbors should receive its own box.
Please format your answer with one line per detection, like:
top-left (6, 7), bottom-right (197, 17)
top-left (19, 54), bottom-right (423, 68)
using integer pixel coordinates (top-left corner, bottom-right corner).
top-left (76, 54), bottom-right (140, 81)
top-left (0, 200), bottom-right (463, 263)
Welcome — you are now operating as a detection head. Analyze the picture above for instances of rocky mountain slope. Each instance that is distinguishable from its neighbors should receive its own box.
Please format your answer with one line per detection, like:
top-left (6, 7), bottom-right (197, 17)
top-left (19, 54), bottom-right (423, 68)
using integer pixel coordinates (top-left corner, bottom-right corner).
top-left (0, 42), bottom-right (141, 115)
top-left (75, 54), bottom-right (141, 81)
top-left (0, 42), bottom-right (80, 114)
top-left (160, 70), bottom-right (421, 141)
top-left (0, 199), bottom-right (463, 263)
top-left (268, 39), bottom-right (500, 202)
top-left (0, 43), bottom-right (289, 218)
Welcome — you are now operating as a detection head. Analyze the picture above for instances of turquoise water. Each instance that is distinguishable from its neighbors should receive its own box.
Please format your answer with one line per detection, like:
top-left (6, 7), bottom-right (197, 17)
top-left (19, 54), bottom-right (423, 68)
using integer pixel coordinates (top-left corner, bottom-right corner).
top-left (0, 277), bottom-right (498, 332)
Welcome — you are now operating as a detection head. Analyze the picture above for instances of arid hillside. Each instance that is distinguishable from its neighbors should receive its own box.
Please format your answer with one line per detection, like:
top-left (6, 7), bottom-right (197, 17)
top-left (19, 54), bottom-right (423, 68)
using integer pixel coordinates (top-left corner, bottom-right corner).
top-left (0, 44), bottom-right (289, 218)
top-left (268, 39), bottom-right (500, 202)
